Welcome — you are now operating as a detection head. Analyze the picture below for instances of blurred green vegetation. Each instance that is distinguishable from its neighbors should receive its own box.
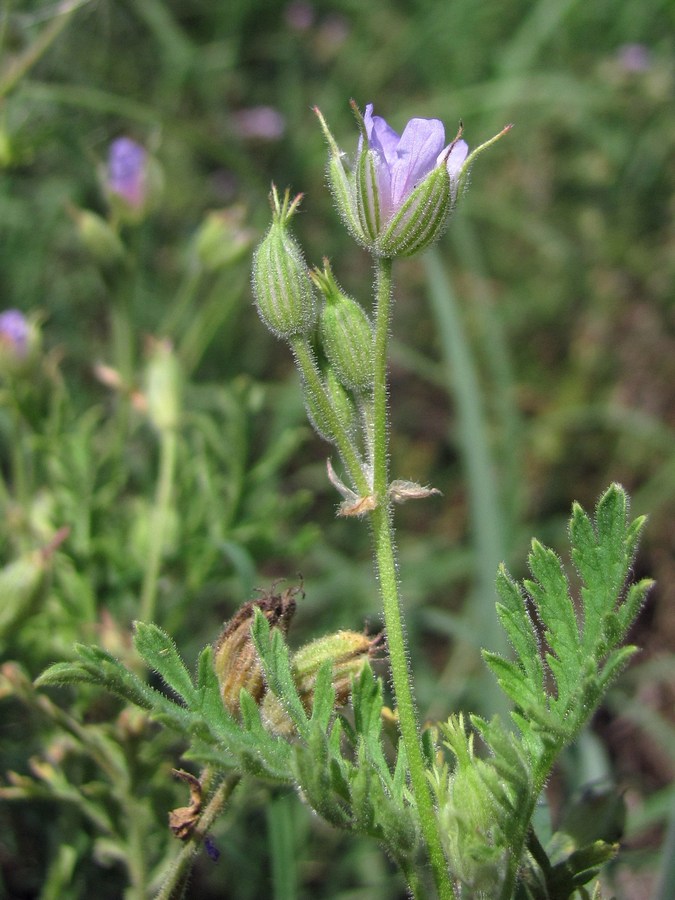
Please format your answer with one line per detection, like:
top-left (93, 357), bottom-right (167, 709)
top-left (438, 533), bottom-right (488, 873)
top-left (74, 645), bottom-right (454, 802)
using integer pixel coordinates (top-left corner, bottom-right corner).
top-left (0, 0), bottom-right (673, 897)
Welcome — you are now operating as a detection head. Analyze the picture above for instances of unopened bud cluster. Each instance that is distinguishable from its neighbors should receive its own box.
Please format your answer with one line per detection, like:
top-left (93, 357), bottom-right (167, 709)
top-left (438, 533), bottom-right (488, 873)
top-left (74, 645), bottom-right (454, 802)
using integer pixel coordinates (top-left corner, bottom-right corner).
top-left (262, 629), bottom-right (380, 736)
top-left (213, 585), bottom-right (377, 732)
top-left (252, 190), bottom-right (376, 454)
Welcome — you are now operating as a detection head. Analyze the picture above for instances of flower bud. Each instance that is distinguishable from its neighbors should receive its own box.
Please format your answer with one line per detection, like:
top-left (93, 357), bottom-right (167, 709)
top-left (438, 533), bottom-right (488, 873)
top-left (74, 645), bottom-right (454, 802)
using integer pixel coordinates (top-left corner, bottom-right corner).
top-left (261, 630), bottom-right (380, 736)
top-left (105, 137), bottom-right (153, 222)
top-left (252, 187), bottom-right (316, 340)
top-left (69, 206), bottom-right (126, 267)
top-left (311, 260), bottom-right (374, 393)
top-left (142, 338), bottom-right (182, 432)
top-left (213, 585), bottom-right (299, 718)
top-left (0, 529), bottom-right (67, 642)
top-left (192, 206), bottom-right (255, 272)
top-left (303, 366), bottom-right (357, 443)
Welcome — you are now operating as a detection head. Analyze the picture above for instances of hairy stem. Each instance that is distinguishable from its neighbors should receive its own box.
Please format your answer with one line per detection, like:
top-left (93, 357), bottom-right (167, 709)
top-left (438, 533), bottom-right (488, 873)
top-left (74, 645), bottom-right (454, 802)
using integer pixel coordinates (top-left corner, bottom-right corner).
top-left (368, 257), bottom-right (454, 900)
top-left (155, 771), bottom-right (240, 900)
top-left (140, 425), bottom-right (178, 623)
top-left (290, 336), bottom-right (369, 495)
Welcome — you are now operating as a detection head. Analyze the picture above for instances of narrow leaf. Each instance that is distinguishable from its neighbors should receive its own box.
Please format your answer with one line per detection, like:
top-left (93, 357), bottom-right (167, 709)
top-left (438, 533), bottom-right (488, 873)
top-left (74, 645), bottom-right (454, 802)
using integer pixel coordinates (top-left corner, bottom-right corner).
top-left (251, 609), bottom-right (309, 736)
top-left (133, 622), bottom-right (197, 705)
top-left (496, 565), bottom-right (544, 690)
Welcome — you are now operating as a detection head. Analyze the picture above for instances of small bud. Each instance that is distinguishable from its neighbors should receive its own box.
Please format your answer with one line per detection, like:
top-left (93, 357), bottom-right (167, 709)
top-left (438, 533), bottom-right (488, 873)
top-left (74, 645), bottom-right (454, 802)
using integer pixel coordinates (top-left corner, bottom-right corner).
top-left (213, 584), bottom-right (300, 717)
top-left (252, 187), bottom-right (317, 340)
top-left (191, 206), bottom-right (255, 272)
top-left (0, 529), bottom-right (67, 641)
top-left (311, 260), bottom-right (374, 393)
top-left (68, 206), bottom-right (126, 267)
top-left (142, 338), bottom-right (182, 432)
top-left (261, 630), bottom-right (381, 736)
top-left (303, 366), bottom-right (357, 443)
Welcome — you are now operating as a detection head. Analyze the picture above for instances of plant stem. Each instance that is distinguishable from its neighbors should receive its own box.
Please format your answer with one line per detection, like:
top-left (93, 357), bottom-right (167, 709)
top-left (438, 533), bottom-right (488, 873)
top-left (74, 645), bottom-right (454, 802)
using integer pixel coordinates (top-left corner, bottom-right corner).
top-left (290, 337), bottom-right (369, 495)
top-left (368, 257), bottom-right (455, 900)
top-left (154, 771), bottom-right (240, 900)
top-left (140, 425), bottom-right (178, 623)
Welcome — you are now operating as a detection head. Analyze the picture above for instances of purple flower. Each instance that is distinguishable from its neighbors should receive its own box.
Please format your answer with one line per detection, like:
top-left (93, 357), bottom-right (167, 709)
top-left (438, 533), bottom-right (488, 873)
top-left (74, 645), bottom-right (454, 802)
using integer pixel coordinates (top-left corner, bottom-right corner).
top-left (0, 309), bottom-right (29, 358)
top-left (107, 137), bottom-right (148, 208)
top-left (316, 102), bottom-right (510, 257)
top-left (359, 104), bottom-right (469, 223)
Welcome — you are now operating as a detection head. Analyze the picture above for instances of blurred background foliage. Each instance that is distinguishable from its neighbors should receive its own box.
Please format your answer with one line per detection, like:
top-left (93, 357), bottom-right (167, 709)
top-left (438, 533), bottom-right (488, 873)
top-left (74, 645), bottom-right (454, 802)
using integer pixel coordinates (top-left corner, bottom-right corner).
top-left (0, 0), bottom-right (673, 897)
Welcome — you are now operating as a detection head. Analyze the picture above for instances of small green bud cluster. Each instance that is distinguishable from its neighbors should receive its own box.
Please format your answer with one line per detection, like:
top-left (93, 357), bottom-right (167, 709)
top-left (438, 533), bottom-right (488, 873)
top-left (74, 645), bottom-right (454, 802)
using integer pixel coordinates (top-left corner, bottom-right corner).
top-left (213, 584), bottom-right (378, 733)
top-left (252, 187), bottom-right (316, 340)
top-left (252, 192), bottom-right (375, 463)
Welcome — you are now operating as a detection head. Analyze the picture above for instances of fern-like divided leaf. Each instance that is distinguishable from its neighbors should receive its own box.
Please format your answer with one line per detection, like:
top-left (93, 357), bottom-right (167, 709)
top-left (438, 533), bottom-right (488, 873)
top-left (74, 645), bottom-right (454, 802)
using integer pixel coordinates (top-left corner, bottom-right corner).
top-left (292, 664), bottom-right (421, 870)
top-left (37, 624), bottom-right (295, 783)
top-left (435, 485), bottom-right (650, 899)
top-left (484, 483), bottom-right (652, 744)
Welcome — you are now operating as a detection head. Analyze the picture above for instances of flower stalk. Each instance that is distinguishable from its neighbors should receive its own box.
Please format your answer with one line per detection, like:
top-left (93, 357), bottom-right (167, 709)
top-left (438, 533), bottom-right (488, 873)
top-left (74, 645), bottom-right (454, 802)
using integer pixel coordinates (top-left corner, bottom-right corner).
top-left (368, 256), bottom-right (455, 899)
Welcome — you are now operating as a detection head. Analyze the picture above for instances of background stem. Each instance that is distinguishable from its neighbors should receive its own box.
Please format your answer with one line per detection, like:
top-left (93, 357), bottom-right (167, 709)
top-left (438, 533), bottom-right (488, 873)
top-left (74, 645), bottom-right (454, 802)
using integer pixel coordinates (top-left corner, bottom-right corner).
top-left (140, 426), bottom-right (178, 623)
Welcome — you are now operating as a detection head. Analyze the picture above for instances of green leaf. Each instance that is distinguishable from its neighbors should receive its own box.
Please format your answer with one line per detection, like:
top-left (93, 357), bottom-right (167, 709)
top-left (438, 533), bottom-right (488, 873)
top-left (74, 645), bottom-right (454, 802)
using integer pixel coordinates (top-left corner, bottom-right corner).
top-left (350, 742), bottom-right (377, 833)
top-left (133, 622), bottom-right (197, 705)
top-left (392, 740), bottom-right (409, 803)
top-left (194, 646), bottom-right (250, 746)
top-left (570, 484), bottom-right (647, 655)
top-left (351, 664), bottom-right (383, 745)
top-left (37, 645), bottom-right (159, 712)
top-left (294, 726), bottom-right (350, 829)
top-left (250, 609), bottom-right (309, 737)
top-left (309, 661), bottom-right (336, 731)
top-left (495, 566), bottom-right (544, 691)
top-left (483, 652), bottom-right (545, 713)
top-left (525, 541), bottom-right (581, 707)
top-left (616, 578), bottom-right (653, 638)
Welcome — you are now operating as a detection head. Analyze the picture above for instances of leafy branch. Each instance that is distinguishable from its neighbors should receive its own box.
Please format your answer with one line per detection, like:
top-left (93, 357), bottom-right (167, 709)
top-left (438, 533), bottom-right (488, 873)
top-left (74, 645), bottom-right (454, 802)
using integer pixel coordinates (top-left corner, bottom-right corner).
top-left (431, 483), bottom-right (652, 898)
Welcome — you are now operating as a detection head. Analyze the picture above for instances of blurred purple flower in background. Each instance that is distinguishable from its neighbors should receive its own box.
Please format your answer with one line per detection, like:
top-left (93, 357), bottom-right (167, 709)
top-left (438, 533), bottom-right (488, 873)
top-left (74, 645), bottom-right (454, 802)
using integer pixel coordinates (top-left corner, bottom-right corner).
top-left (284, 1), bottom-right (314, 32)
top-left (359, 104), bottom-right (469, 222)
top-left (615, 43), bottom-right (652, 72)
top-left (0, 309), bottom-right (29, 358)
top-left (232, 106), bottom-right (286, 141)
top-left (107, 137), bottom-right (148, 208)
